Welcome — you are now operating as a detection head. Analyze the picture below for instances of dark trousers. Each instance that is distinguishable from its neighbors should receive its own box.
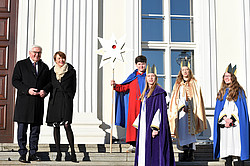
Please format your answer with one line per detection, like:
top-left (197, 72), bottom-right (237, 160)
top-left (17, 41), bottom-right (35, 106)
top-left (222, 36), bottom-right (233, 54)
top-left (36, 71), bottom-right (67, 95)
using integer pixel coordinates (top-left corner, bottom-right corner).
top-left (17, 122), bottom-right (40, 156)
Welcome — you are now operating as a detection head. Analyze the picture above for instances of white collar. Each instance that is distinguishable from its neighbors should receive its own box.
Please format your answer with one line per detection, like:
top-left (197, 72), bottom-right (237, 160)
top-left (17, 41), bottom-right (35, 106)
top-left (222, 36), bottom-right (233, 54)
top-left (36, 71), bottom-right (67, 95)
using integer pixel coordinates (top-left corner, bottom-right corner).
top-left (29, 58), bottom-right (38, 65)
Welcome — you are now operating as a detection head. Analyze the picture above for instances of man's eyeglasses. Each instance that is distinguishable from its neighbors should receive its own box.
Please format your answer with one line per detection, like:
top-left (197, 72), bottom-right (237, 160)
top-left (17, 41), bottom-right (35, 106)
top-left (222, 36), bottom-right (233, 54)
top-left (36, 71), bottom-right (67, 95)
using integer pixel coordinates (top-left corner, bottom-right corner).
top-left (31, 51), bottom-right (42, 54)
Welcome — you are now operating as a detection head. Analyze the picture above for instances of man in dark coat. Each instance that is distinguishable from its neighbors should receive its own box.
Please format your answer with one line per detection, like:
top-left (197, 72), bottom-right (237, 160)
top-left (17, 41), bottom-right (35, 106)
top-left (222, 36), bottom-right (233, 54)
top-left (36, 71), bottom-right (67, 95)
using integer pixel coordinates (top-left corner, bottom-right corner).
top-left (12, 45), bottom-right (50, 163)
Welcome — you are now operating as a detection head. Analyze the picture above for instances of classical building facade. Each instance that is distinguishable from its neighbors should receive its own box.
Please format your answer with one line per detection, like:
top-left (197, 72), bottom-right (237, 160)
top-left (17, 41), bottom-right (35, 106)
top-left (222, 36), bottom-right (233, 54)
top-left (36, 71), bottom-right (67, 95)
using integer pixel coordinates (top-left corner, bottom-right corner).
top-left (0, 0), bottom-right (249, 144)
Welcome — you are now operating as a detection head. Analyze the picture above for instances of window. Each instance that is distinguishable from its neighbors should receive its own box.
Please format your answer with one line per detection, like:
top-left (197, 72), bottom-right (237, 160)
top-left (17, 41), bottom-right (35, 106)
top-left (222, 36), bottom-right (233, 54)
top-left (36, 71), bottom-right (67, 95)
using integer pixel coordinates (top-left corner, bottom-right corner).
top-left (142, 49), bottom-right (165, 87)
top-left (170, 0), bottom-right (193, 42)
top-left (142, 0), bottom-right (195, 92)
top-left (142, 0), bottom-right (163, 41)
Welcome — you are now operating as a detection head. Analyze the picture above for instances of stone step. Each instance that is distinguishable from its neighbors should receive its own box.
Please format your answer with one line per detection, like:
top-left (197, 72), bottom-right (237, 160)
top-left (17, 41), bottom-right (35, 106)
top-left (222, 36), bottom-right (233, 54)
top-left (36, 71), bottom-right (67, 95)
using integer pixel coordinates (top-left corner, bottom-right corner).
top-left (0, 152), bottom-right (134, 162)
top-left (0, 143), bottom-right (215, 162)
top-left (1, 151), bottom-right (249, 166)
top-left (0, 143), bottom-right (213, 153)
top-left (0, 160), bottom-right (135, 166)
top-left (1, 143), bottom-right (132, 153)
top-left (1, 144), bottom-right (249, 166)
top-left (177, 161), bottom-right (250, 166)
top-left (1, 160), bottom-right (250, 166)
top-left (0, 144), bottom-right (214, 159)
top-left (0, 151), bottom-right (213, 162)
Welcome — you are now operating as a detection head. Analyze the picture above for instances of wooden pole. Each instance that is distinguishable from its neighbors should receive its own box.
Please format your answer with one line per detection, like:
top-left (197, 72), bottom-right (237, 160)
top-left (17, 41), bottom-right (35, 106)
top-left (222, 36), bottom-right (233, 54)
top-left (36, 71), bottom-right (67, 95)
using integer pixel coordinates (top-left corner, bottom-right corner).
top-left (110, 68), bottom-right (115, 153)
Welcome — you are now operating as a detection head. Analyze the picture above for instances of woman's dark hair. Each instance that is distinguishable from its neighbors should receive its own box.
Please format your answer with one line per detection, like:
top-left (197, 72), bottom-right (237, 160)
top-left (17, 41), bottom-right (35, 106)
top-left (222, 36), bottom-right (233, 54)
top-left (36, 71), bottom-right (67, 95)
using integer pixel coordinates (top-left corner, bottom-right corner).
top-left (54, 51), bottom-right (66, 61)
top-left (135, 55), bottom-right (147, 64)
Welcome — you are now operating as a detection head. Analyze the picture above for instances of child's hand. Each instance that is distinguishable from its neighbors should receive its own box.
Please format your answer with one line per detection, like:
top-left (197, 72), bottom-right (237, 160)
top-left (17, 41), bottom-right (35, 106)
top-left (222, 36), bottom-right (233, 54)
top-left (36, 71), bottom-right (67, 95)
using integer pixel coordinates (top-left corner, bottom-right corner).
top-left (182, 106), bottom-right (188, 113)
top-left (111, 80), bottom-right (116, 86)
top-left (152, 130), bottom-right (159, 138)
top-left (225, 123), bottom-right (230, 128)
top-left (225, 118), bottom-right (233, 123)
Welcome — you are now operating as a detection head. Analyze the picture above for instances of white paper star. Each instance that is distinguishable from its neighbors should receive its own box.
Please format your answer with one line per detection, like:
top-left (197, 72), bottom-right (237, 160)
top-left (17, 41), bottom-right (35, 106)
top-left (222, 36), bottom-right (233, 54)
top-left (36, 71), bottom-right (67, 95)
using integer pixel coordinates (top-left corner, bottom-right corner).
top-left (97, 34), bottom-right (130, 69)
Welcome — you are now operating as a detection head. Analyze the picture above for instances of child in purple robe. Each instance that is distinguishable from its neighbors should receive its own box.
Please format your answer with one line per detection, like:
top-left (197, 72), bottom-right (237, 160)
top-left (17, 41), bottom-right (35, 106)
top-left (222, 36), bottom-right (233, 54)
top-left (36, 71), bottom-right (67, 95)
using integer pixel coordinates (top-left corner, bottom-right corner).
top-left (133, 64), bottom-right (175, 166)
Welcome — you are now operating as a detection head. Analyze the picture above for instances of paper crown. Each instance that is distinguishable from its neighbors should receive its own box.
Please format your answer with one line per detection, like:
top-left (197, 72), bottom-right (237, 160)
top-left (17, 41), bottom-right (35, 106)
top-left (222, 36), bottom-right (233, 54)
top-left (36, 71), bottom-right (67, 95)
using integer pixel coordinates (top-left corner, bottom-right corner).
top-left (176, 52), bottom-right (191, 68)
top-left (181, 59), bottom-right (190, 68)
top-left (225, 63), bottom-right (237, 75)
top-left (146, 64), bottom-right (157, 75)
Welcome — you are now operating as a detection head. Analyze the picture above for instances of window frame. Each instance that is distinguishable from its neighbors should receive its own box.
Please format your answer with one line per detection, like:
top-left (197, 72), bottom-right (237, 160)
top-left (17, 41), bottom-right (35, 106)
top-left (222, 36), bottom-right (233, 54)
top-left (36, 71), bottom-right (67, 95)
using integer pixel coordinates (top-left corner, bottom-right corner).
top-left (141, 0), bottom-right (196, 92)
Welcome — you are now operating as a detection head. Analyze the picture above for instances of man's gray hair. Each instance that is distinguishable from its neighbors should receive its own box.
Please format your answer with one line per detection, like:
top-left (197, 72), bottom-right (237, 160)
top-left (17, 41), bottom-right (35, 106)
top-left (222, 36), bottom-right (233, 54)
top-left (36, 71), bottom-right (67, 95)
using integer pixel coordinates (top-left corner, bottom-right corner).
top-left (30, 45), bottom-right (42, 52)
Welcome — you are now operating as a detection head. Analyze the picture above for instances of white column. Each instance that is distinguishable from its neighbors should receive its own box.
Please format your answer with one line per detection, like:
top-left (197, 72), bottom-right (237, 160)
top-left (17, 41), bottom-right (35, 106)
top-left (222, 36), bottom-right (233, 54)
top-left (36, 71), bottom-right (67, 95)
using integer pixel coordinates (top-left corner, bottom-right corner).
top-left (40, 0), bottom-right (105, 144)
top-left (193, 0), bottom-right (218, 141)
top-left (243, 0), bottom-right (250, 105)
top-left (126, 0), bottom-right (140, 73)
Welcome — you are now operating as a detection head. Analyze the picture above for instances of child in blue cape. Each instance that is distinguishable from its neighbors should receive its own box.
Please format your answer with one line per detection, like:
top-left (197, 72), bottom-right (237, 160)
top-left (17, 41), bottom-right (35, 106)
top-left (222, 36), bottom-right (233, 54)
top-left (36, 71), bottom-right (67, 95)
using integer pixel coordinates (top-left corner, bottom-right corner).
top-left (213, 64), bottom-right (249, 166)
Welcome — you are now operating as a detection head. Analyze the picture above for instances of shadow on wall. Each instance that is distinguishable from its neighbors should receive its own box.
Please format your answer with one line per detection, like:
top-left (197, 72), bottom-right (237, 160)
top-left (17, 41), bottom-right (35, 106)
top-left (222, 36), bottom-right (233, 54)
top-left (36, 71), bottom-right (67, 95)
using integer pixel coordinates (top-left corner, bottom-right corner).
top-left (99, 122), bottom-right (126, 144)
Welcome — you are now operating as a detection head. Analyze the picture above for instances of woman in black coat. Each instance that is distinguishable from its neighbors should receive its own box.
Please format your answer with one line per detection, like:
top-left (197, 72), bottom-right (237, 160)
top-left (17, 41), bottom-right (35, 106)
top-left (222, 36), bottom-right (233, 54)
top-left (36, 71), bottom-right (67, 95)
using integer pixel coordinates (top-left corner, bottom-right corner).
top-left (46, 51), bottom-right (77, 162)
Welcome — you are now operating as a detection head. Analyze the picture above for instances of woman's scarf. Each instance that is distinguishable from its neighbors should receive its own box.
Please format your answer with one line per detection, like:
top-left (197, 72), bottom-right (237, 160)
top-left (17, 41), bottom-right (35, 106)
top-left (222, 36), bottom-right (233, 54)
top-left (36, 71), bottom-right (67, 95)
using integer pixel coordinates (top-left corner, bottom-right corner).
top-left (54, 63), bottom-right (68, 82)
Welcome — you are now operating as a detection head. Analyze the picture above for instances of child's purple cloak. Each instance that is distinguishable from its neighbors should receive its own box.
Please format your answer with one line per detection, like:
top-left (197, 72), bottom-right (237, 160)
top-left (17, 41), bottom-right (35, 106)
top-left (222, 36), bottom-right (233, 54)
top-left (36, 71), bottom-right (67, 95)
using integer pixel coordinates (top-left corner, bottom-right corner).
top-left (134, 85), bottom-right (176, 166)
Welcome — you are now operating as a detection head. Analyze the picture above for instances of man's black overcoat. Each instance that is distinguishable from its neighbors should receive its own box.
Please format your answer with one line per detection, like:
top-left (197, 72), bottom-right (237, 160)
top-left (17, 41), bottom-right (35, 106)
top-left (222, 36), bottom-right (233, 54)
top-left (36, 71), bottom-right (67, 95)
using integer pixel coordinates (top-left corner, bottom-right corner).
top-left (12, 58), bottom-right (50, 125)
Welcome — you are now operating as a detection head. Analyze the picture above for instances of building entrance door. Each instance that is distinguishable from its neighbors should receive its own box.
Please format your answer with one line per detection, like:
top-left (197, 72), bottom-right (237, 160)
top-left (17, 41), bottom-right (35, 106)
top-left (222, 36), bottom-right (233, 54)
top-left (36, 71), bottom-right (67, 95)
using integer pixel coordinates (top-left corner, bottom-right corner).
top-left (0, 0), bottom-right (18, 143)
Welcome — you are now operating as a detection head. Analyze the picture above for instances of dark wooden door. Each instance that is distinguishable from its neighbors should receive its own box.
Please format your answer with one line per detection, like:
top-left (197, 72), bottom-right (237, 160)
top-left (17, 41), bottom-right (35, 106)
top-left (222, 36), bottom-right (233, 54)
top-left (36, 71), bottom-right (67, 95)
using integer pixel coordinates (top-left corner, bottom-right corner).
top-left (0, 0), bottom-right (18, 142)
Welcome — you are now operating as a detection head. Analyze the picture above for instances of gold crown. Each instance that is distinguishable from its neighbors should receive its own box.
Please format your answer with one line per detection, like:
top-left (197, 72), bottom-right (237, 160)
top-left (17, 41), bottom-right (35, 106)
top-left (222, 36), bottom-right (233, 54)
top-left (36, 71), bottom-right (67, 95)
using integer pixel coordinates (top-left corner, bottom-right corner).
top-left (180, 58), bottom-right (191, 68)
top-left (176, 52), bottom-right (191, 68)
top-left (146, 64), bottom-right (157, 75)
top-left (225, 63), bottom-right (237, 75)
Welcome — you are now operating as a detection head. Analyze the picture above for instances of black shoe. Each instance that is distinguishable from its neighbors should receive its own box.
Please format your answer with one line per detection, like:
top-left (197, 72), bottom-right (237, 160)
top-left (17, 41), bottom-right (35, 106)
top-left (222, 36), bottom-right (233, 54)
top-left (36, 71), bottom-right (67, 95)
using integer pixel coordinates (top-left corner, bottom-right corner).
top-left (187, 149), bottom-right (195, 161)
top-left (55, 152), bottom-right (62, 161)
top-left (71, 153), bottom-right (77, 162)
top-left (19, 155), bottom-right (28, 163)
top-left (225, 156), bottom-right (233, 166)
top-left (28, 154), bottom-right (41, 161)
top-left (180, 150), bottom-right (188, 161)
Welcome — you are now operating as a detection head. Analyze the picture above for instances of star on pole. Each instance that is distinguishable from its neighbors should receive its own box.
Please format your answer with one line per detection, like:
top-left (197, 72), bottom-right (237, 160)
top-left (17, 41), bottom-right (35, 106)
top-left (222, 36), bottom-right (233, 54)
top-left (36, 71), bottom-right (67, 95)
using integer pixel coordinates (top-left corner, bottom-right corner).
top-left (97, 34), bottom-right (129, 69)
